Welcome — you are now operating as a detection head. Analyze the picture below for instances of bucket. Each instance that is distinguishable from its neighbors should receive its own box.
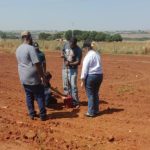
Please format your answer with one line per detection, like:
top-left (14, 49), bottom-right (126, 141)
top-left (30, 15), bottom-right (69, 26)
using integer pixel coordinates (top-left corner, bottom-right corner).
top-left (64, 95), bottom-right (73, 108)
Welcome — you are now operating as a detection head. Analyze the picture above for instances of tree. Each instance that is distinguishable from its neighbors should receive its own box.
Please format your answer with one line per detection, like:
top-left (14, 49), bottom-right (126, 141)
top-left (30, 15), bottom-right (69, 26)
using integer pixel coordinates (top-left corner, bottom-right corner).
top-left (65, 30), bottom-right (72, 40)
top-left (39, 33), bottom-right (50, 40)
top-left (111, 34), bottom-right (123, 42)
top-left (105, 34), bottom-right (112, 42)
top-left (81, 32), bottom-right (90, 40)
top-left (89, 31), bottom-right (97, 41)
top-left (0, 31), bottom-right (7, 40)
top-left (95, 32), bottom-right (106, 41)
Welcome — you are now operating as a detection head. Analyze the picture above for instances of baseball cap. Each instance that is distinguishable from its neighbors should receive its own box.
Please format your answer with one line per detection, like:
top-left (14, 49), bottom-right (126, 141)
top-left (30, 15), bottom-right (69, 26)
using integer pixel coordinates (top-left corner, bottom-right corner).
top-left (82, 40), bottom-right (92, 48)
top-left (21, 31), bottom-right (31, 37)
top-left (69, 37), bottom-right (77, 44)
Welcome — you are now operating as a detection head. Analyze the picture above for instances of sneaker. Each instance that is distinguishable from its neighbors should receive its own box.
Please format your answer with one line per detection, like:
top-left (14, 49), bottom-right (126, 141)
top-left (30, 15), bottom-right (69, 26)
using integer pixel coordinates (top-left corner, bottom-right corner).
top-left (30, 116), bottom-right (35, 120)
top-left (74, 104), bottom-right (80, 109)
top-left (84, 112), bottom-right (95, 117)
top-left (94, 111), bottom-right (100, 115)
top-left (40, 116), bottom-right (47, 121)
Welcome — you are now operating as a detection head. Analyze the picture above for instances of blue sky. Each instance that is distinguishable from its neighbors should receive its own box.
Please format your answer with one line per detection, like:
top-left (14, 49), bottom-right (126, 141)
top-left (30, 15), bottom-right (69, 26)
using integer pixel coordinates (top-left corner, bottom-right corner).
top-left (0, 0), bottom-right (150, 31)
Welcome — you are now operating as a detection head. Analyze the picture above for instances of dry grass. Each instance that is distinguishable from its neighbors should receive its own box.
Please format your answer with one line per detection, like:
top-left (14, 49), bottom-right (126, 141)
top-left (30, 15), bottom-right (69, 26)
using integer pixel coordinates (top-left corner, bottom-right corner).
top-left (0, 39), bottom-right (64, 53)
top-left (95, 41), bottom-right (150, 55)
top-left (0, 39), bottom-right (150, 55)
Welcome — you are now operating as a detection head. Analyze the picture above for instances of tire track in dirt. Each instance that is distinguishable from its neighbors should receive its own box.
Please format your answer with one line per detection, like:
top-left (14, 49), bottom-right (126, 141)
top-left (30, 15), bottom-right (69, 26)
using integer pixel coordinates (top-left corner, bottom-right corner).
top-left (104, 59), bottom-right (150, 86)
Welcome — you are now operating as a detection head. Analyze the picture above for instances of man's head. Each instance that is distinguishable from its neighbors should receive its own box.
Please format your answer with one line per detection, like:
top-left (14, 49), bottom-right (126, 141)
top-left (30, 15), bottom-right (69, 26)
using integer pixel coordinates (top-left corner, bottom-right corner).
top-left (21, 31), bottom-right (33, 45)
top-left (82, 40), bottom-right (93, 51)
top-left (69, 37), bottom-right (77, 49)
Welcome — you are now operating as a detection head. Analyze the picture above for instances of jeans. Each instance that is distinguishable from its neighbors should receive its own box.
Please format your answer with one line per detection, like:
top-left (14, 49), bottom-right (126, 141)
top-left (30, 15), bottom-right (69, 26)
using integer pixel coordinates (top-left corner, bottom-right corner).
top-left (44, 87), bottom-right (57, 107)
top-left (44, 87), bottom-right (51, 107)
top-left (23, 84), bottom-right (46, 119)
top-left (62, 68), bottom-right (79, 105)
top-left (85, 74), bottom-right (103, 115)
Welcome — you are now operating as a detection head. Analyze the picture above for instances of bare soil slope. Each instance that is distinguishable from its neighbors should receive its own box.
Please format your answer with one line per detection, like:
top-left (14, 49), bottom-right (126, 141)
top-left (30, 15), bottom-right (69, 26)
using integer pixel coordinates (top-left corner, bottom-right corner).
top-left (0, 51), bottom-right (150, 150)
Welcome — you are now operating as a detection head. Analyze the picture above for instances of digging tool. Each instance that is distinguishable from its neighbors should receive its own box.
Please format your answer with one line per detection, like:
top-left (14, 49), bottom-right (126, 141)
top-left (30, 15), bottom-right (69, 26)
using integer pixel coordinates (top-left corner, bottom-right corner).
top-left (63, 66), bottom-right (73, 108)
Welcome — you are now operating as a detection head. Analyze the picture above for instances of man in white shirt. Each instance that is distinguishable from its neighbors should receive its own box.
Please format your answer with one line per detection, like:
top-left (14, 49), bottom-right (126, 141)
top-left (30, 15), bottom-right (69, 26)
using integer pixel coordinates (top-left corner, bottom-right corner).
top-left (81, 40), bottom-right (103, 117)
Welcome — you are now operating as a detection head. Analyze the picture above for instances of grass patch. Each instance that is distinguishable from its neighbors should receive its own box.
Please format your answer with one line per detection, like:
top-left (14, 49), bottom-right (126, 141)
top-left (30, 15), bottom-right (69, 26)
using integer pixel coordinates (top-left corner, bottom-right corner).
top-left (117, 85), bottom-right (134, 94)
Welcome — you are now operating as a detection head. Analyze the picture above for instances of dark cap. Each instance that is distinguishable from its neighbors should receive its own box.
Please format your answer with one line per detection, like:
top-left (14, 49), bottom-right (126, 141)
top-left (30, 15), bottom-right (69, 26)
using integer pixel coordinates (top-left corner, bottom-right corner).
top-left (69, 37), bottom-right (77, 44)
top-left (33, 42), bottom-right (39, 48)
top-left (82, 40), bottom-right (92, 48)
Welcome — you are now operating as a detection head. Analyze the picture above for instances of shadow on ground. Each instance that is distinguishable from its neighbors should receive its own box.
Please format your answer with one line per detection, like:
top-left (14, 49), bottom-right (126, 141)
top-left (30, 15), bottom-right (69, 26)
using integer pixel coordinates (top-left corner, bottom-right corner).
top-left (47, 108), bottom-right (80, 119)
top-left (98, 107), bottom-right (124, 116)
top-left (80, 99), bottom-right (108, 106)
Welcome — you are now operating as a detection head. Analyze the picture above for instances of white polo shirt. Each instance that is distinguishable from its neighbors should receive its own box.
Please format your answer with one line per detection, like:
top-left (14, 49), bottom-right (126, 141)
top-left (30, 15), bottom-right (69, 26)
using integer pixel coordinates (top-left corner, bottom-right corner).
top-left (81, 50), bottom-right (102, 79)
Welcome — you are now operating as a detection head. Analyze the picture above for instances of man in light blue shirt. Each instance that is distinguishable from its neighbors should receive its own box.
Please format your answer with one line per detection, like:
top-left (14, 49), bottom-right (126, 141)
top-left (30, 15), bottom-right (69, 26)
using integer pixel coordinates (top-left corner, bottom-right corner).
top-left (16, 31), bottom-right (47, 121)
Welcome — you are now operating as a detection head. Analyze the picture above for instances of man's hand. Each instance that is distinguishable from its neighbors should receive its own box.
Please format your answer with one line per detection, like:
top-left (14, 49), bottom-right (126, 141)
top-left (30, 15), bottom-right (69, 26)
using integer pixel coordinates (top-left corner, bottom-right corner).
top-left (65, 61), bottom-right (70, 66)
top-left (61, 51), bottom-right (65, 58)
top-left (35, 63), bottom-right (49, 85)
top-left (42, 75), bottom-right (49, 85)
top-left (81, 80), bottom-right (85, 88)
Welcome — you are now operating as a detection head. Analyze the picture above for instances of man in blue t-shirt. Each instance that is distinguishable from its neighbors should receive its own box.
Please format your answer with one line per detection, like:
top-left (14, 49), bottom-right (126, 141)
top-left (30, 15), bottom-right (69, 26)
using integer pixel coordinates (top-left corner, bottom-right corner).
top-left (61, 37), bottom-right (82, 108)
top-left (33, 42), bottom-right (46, 74)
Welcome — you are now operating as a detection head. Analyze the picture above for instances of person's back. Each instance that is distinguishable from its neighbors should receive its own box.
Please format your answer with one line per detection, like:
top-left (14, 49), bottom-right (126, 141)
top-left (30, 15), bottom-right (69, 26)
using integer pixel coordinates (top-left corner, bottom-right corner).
top-left (16, 43), bottom-right (40, 85)
top-left (37, 50), bottom-right (45, 64)
top-left (16, 31), bottom-right (47, 121)
top-left (81, 40), bottom-right (103, 117)
top-left (85, 50), bottom-right (102, 75)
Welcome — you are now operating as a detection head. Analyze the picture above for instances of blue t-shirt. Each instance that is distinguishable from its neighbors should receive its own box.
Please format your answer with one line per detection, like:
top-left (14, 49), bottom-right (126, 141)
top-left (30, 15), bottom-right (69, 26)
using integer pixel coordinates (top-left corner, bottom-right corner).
top-left (36, 50), bottom-right (46, 69)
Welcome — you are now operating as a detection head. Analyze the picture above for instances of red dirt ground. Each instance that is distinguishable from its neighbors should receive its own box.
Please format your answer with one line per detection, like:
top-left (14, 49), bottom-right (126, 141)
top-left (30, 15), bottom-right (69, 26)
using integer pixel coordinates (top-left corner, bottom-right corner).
top-left (0, 51), bottom-right (150, 150)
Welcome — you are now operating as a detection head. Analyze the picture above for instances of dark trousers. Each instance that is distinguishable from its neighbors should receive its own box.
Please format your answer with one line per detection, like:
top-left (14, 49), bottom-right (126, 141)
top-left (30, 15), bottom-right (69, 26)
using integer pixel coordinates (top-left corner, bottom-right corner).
top-left (85, 74), bottom-right (103, 115)
top-left (23, 84), bottom-right (46, 118)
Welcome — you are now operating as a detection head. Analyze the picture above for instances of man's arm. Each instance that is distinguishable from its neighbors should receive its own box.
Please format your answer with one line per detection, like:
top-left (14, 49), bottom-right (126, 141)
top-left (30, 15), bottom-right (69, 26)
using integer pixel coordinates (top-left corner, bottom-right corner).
top-left (67, 60), bottom-right (80, 66)
top-left (61, 50), bottom-right (65, 58)
top-left (43, 62), bottom-right (46, 74)
top-left (43, 54), bottom-right (46, 73)
top-left (35, 63), bottom-right (47, 83)
top-left (80, 55), bottom-right (89, 87)
top-left (80, 79), bottom-right (85, 88)
top-left (61, 43), bottom-right (66, 58)
top-left (67, 48), bottom-right (82, 66)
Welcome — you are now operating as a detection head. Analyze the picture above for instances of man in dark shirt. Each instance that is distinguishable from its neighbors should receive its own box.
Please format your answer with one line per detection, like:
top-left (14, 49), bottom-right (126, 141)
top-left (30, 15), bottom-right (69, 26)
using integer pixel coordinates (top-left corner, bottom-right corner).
top-left (61, 37), bottom-right (82, 108)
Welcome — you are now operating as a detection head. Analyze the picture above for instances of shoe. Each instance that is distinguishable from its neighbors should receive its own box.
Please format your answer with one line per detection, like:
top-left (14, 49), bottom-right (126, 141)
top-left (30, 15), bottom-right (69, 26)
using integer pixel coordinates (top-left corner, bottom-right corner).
top-left (30, 116), bottom-right (35, 120)
top-left (33, 113), bottom-right (39, 118)
top-left (94, 111), bottom-right (100, 115)
top-left (40, 116), bottom-right (47, 121)
top-left (74, 104), bottom-right (80, 109)
top-left (84, 112), bottom-right (95, 117)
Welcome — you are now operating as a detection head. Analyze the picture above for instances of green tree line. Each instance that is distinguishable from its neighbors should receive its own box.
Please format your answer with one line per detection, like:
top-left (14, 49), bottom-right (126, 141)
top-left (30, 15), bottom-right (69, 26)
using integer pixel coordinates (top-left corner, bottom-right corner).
top-left (39, 32), bottom-right (64, 40)
top-left (39, 30), bottom-right (123, 42)
top-left (0, 31), bottom-right (18, 39)
top-left (0, 30), bottom-right (122, 42)
top-left (65, 30), bottom-right (123, 42)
